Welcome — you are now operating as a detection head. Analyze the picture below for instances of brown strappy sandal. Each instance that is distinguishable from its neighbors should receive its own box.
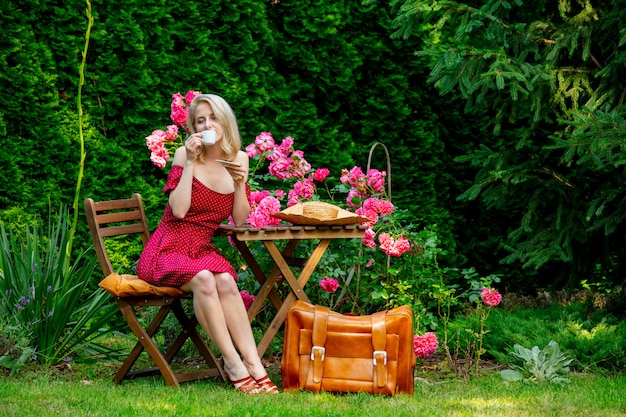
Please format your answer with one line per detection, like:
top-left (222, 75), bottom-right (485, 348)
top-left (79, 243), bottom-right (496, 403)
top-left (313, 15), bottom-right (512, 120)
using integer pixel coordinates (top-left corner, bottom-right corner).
top-left (255, 375), bottom-right (280, 394)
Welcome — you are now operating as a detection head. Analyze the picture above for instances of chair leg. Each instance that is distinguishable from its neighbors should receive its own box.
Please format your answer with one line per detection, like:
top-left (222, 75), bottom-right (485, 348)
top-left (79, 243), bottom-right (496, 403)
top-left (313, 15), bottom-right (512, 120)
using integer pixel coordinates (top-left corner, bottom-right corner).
top-left (114, 298), bottom-right (226, 387)
top-left (115, 299), bottom-right (180, 387)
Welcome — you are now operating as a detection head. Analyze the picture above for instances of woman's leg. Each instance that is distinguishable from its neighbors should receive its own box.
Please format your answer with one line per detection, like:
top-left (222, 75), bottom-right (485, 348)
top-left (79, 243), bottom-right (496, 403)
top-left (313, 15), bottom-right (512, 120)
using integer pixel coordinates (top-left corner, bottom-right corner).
top-left (181, 271), bottom-right (251, 382)
top-left (213, 272), bottom-right (267, 379)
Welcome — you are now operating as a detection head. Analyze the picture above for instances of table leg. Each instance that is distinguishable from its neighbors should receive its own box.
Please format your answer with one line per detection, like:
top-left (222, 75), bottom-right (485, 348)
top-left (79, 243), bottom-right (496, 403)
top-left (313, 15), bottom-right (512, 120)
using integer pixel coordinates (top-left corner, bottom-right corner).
top-left (256, 238), bottom-right (331, 357)
top-left (231, 236), bottom-right (285, 319)
top-left (262, 241), bottom-right (311, 304)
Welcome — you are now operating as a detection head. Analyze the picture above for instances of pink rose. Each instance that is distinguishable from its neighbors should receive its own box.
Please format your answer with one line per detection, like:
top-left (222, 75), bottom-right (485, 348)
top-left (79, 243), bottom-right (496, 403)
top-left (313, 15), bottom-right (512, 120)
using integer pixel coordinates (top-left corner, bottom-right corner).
top-left (481, 287), bottom-right (502, 307)
top-left (247, 210), bottom-right (270, 228)
top-left (249, 189), bottom-right (270, 205)
top-left (319, 277), bottom-right (339, 293)
top-left (278, 136), bottom-right (294, 151)
top-left (313, 168), bottom-right (330, 182)
top-left (378, 233), bottom-right (410, 257)
top-left (185, 90), bottom-right (200, 105)
top-left (170, 93), bottom-right (188, 127)
top-left (363, 197), bottom-right (379, 212)
top-left (366, 169), bottom-right (386, 192)
top-left (377, 199), bottom-right (394, 216)
top-left (287, 194), bottom-right (300, 207)
top-left (240, 290), bottom-right (256, 310)
top-left (267, 145), bottom-right (287, 162)
top-left (355, 207), bottom-right (378, 225)
top-left (291, 150), bottom-right (311, 177)
top-left (247, 196), bottom-right (281, 227)
top-left (268, 157), bottom-right (292, 180)
top-left (362, 227), bottom-right (377, 248)
top-left (246, 143), bottom-right (260, 158)
top-left (257, 196), bottom-right (281, 216)
top-left (292, 179), bottom-right (315, 199)
top-left (150, 152), bottom-right (169, 168)
top-left (349, 166), bottom-right (365, 182)
top-left (165, 124), bottom-right (179, 141)
top-left (255, 132), bottom-right (275, 152)
top-left (394, 237), bottom-right (411, 256)
top-left (146, 129), bottom-right (167, 152)
top-left (413, 332), bottom-right (438, 358)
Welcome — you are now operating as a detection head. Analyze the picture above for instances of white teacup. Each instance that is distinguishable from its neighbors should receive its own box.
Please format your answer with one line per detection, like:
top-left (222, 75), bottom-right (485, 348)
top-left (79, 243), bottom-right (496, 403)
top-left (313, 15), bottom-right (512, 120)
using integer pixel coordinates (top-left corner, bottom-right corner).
top-left (202, 130), bottom-right (216, 145)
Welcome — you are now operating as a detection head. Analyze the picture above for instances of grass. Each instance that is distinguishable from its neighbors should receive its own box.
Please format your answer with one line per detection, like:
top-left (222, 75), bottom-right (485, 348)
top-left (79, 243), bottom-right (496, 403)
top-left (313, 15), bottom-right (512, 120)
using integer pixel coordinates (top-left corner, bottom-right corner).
top-left (1, 362), bottom-right (625, 417)
top-left (2, 296), bottom-right (626, 416)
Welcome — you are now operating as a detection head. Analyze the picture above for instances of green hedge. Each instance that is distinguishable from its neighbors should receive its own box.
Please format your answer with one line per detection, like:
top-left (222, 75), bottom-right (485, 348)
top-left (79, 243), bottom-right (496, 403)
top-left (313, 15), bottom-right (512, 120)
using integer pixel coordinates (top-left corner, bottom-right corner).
top-left (1, 0), bottom-right (453, 252)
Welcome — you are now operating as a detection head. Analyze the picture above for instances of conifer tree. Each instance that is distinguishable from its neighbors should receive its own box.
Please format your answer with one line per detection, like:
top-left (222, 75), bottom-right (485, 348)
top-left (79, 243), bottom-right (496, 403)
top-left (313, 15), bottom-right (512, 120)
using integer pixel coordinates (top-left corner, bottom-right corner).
top-left (392, 0), bottom-right (626, 287)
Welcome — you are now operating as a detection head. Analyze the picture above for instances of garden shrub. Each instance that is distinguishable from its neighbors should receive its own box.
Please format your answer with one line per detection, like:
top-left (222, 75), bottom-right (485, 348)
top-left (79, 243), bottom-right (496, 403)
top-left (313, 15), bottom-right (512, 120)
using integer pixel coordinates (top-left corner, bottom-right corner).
top-left (480, 302), bottom-right (626, 373)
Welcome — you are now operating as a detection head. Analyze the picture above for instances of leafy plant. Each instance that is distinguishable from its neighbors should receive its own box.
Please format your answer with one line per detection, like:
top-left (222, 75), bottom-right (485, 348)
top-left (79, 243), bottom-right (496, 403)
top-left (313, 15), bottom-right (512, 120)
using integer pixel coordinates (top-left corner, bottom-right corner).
top-left (0, 314), bottom-right (34, 376)
top-left (0, 209), bottom-right (120, 367)
top-left (500, 340), bottom-right (573, 384)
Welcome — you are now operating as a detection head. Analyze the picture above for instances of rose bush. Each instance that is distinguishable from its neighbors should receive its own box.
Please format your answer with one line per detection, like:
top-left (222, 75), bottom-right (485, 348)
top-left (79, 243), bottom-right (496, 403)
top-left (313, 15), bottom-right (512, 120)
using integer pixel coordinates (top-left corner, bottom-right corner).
top-left (244, 132), bottom-right (410, 258)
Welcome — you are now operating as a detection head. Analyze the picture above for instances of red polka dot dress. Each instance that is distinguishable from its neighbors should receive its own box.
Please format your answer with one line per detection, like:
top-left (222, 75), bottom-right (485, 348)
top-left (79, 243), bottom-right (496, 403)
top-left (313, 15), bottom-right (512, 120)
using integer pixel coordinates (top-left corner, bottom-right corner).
top-left (137, 165), bottom-right (248, 287)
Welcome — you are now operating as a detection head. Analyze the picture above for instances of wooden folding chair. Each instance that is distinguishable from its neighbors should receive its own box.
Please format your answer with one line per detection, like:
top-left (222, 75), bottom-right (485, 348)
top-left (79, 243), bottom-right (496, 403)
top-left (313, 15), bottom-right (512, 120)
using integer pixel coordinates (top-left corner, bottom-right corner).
top-left (84, 193), bottom-right (226, 387)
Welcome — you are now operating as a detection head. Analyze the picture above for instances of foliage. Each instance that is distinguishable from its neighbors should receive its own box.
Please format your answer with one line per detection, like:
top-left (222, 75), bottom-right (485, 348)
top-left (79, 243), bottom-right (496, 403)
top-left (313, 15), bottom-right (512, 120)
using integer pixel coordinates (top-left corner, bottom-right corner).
top-left (0, 315), bottom-right (34, 376)
top-left (391, 0), bottom-right (626, 288)
top-left (0, 209), bottom-right (120, 367)
top-left (485, 301), bottom-right (626, 373)
top-left (3, 0), bottom-right (626, 316)
top-left (500, 340), bottom-right (573, 384)
top-left (434, 274), bottom-right (503, 377)
top-left (0, 0), bottom-right (451, 287)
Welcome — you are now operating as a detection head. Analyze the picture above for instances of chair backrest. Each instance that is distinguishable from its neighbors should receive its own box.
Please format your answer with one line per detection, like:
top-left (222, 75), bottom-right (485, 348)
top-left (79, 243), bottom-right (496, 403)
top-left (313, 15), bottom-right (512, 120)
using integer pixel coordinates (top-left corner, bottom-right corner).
top-left (84, 193), bottom-right (151, 277)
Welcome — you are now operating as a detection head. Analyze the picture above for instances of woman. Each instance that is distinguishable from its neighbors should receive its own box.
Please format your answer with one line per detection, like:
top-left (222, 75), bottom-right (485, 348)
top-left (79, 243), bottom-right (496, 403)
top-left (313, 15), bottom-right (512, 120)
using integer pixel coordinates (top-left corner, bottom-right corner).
top-left (137, 93), bottom-right (279, 394)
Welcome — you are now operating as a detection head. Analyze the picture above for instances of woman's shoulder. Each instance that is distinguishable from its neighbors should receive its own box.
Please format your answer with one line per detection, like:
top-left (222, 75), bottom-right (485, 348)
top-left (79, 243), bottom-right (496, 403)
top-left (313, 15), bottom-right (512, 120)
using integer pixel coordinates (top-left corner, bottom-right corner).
top-left (172, 146), bottom-right (188, 165)
top-left (233, 150), bottom-right (249, 165)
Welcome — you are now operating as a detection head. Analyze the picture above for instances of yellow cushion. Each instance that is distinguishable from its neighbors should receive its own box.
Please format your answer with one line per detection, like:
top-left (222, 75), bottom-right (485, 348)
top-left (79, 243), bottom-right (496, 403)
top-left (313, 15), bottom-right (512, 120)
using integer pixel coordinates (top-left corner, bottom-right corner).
top-left (99, 273), bottom-right (188, 297)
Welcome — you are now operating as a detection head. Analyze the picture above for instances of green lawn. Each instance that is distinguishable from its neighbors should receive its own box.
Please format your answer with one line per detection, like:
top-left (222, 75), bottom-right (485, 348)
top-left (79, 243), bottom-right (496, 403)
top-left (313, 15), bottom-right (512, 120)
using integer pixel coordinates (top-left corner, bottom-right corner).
top-left (1, 369), bottom-right (625, 417)
top-left (3, 298), bottom-right (626, 416)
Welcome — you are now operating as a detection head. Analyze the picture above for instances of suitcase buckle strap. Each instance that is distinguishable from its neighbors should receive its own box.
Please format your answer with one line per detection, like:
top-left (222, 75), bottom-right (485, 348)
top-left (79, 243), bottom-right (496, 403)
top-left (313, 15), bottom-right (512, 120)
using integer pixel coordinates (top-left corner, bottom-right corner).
top-left (311, 346), bottom-right (325, 361)
top-left (373, 350), bottom-right (387, 365)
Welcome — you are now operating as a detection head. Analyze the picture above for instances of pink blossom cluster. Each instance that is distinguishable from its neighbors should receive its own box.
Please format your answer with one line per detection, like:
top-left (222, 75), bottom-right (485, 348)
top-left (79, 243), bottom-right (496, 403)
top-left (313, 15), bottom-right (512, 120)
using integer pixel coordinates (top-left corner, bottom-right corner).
top-left (247, 190), bottom-right (282, 228)
top-left (146, 90), bottom-right (200, 168)
top-left (377, 232), bottom-right (411, 257)
top-left (340, 167), bottom-right (410, 257)
top-left (239, 290), bottom-right (256, 310)
top-left (340, 166), bottom-right (387, 204)
top-left (244, 134), bottom-right (411, 258)
top-left (413, 332), bottom-right (439, 358)
top-left (146, 126), bottom-right (178, 168)
top-left (245, 132), bottom-right (331, 225)
top-left (246, 133), bottom-right (313, 181)
top-left (481, 287), bottom-right (502, 307)
top-left (319, 277), bottom-right (339, 293)
top-left (170, 90), bottom-right (199, 127)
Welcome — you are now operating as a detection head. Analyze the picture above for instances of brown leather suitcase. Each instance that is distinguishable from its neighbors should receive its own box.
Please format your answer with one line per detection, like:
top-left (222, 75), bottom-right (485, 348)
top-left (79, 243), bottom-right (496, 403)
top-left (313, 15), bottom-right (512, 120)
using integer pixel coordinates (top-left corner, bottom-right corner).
top-left (281, 301), bottom-right (415, 395)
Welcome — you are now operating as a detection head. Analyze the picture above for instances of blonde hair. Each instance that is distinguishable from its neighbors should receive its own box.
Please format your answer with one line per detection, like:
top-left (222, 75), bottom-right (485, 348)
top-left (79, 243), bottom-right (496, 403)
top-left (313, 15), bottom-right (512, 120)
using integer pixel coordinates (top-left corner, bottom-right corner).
top-left (187, 94), bottom-right (241, 161)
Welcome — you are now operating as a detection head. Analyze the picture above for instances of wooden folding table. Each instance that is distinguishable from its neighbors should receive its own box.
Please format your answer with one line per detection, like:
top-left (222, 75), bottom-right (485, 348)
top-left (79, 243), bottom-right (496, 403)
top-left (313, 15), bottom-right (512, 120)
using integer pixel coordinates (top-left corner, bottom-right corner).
top-left (218, 224), bottom-right (365, 356)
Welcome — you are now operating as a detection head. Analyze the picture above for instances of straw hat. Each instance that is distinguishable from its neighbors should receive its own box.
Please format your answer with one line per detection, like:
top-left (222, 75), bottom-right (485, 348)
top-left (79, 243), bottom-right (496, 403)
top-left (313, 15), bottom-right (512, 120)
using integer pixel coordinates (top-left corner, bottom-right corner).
top-left (271, 201), bottom-right (369, 226)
